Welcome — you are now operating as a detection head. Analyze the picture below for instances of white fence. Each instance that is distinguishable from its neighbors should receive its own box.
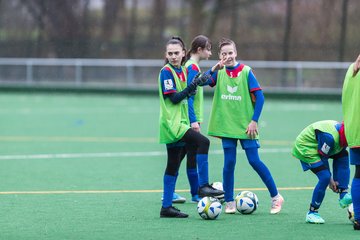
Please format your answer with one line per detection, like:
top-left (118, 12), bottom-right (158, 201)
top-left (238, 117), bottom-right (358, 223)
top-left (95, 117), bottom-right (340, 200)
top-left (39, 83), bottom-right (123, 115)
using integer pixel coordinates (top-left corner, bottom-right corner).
top-left (0, 58), bottom-right (352, 93)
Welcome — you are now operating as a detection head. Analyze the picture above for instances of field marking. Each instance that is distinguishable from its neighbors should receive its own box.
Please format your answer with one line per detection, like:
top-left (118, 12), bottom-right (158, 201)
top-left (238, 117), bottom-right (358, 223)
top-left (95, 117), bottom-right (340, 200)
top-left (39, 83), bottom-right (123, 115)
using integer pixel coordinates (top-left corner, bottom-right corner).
top-left (0, 136), bottom-right (158, 143)
top-left (0, 148), bottom-right (291, 161)
top-left (0, 187), bottom-right (314, 195)
top-left (0, 136), bottom-right (294, 146)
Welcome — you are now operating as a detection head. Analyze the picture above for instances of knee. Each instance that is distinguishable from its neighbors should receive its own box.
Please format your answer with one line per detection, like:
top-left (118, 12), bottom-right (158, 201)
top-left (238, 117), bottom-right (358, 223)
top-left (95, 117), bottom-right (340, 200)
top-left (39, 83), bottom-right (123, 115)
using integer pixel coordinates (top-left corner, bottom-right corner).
top-left (317, 170), bottom-right (331, 184)
top-left (197, 136), bottom-right (210, 153)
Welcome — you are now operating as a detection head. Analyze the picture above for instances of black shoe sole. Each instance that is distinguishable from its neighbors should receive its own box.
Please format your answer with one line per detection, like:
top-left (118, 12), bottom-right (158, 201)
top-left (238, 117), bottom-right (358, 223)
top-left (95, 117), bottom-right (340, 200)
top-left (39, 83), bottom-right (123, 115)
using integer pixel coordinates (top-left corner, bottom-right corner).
top-left (160, 214), bottom-right (189, 218)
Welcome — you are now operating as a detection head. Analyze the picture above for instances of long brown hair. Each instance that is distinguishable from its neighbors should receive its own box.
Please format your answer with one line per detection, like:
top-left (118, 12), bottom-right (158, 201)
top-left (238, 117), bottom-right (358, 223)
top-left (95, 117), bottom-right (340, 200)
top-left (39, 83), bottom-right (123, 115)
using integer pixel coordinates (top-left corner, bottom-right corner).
top-left (186, 35), bottom-right (211, 60)
top-left (164, 36), bottom-right (186, 65)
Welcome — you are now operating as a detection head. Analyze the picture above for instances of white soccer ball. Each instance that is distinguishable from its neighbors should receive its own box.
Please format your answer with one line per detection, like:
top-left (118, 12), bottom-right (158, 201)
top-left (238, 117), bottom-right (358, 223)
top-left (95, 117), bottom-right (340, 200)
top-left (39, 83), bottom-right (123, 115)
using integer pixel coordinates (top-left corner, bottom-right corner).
top-left (197, 196), bottom-right (223, 220)
top-left (348, 203), bottom-right (355, 223)
top-left (211, 182), bottom-right (224, 203)
top-left (235, 191), bottom-right (259, 214)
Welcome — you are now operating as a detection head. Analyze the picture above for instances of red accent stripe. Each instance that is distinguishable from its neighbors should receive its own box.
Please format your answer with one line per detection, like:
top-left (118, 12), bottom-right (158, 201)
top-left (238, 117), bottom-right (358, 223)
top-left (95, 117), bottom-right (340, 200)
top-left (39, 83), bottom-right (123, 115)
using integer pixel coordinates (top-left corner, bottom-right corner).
top-left (250, 87), bottom-right (262, 92)
top-left (317, 149), bottom-right (326, 156)
top-left (164, 90), bottom-right (176, 95)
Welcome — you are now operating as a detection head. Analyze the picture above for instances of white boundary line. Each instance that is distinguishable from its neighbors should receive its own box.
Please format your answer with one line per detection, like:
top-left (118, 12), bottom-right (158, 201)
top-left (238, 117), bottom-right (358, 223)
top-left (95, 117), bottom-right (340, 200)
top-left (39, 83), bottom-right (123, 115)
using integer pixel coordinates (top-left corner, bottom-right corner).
top-left (0, 148), bottom-right (291, 161)
top-left (0, 186), bottom-right (313, 195)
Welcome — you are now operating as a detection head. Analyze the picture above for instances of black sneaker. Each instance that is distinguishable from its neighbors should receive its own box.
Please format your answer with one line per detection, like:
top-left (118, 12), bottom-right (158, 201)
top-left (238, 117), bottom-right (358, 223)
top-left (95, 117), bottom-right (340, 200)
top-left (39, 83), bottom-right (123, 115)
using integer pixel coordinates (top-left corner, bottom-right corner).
top-left (198, 184), bottom-right (225, 198)
top-left (354, 220), bottom-right (360, 230)
top-left (160, 206), bottom-right (189, 218)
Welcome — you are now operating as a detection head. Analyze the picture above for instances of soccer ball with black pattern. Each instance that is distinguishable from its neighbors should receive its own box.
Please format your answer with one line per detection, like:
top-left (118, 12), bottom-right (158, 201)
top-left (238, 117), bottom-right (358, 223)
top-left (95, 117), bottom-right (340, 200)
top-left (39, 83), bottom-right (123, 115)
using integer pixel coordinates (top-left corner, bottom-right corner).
top-left (197, 197), bottom-right (222, 220)
top-left (235, 191), bottom-right (259, 214)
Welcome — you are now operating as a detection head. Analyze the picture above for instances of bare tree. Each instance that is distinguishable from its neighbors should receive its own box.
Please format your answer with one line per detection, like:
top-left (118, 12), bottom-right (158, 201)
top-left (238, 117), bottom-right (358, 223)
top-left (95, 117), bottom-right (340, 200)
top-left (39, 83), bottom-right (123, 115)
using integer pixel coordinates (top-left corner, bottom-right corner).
top-left (187, 0), bottom-right (206, 38)
top-left (101, 0), bottom-right (122, 57)
top-left (206, 0), bottom-right (222, 40)
top-left (147, 0), bottom-right (166, 48)
top-left (20, 0), bottom-right (92, 57)
top-left (338, 0), bottom-right (348, 62)
top-left (283, 0), bottom-right (293, 62)
top-left (126, 0), bottom-right (138, 58)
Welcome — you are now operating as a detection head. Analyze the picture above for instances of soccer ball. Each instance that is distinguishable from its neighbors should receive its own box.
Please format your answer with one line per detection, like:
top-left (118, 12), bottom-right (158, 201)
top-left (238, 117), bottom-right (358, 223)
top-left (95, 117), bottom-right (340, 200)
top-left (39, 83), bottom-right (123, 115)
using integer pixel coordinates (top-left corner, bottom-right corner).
top-left (211, 182), bottom-right (224, 203)
top-left (348, 203), bottom-right (355, 223)
top-left (235, 191), bottom-right (259, 214)
top-left (197, 196), bottom-right (222, 220)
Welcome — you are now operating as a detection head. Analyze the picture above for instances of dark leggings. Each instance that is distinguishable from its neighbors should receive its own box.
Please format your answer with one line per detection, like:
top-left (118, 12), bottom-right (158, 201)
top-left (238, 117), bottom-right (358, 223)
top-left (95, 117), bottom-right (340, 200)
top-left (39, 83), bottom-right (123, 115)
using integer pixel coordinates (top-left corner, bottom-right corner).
top-left (165, 129), bottom-right (210, 176)
top-left (355, 165), bottom-right (360, 178)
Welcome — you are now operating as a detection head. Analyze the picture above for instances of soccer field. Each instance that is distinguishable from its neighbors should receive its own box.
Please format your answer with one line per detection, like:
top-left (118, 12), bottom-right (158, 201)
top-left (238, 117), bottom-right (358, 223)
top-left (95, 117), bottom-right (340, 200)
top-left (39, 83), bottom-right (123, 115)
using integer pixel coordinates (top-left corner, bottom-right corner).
top-left (0, 92), bottom-right (357, 239)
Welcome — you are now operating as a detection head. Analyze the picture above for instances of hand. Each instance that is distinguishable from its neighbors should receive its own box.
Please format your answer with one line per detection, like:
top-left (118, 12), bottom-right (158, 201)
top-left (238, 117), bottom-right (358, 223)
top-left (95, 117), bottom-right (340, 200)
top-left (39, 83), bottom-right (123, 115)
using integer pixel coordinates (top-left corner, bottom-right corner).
top-left (353, 54), bottom-right (360, 77)
top-left (246, 120), bottom-right (258, 139)
top-left (211, 57), bottom-right (227, 72)
top-left (193, 73), bottom-right (211, 86)
top-left (328, 178), bottom-right (339, 192)
top-left (191, 122), bottom-right (201, 132)
top-left (187, 89), bottom-right (197, 97)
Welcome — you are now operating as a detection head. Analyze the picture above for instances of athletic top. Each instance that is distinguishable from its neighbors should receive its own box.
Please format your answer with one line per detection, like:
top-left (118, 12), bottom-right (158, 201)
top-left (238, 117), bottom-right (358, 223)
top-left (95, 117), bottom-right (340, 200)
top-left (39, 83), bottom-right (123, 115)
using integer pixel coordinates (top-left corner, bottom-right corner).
top-left (158, 63), bottom-right (190, 144)
top-left (292, 120), bottom-right (346, 163)
top-left (207, 64), bottom-right (259, 139)
top-left (185, 59), bottom-right (204, 123)
top-left (342, 63), bottom-right (360, 148)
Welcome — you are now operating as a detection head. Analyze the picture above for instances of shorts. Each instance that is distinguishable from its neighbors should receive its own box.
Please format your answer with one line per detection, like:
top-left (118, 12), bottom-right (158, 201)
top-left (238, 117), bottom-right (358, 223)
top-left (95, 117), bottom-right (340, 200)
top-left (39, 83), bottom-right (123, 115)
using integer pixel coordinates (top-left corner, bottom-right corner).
top-left (350, 148), bottom-right (360, 165)
top-left (300, 160), bottom-right (325, 171)
top-left (221, 137), bottom-right (260, 149)
top-left (166, 141), bottom-right (186, 148)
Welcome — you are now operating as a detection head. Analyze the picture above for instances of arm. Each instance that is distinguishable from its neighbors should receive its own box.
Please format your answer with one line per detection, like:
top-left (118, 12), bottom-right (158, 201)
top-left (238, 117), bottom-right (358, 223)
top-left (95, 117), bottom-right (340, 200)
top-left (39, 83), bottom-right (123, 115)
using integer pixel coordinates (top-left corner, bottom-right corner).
top-left (315, 130), bottom-right (335, 158)
top-left (164, 74), bottom-right (210, 104)
top-left (160, 68), bottom-right (198, 104)
top-left (353, 54), bottom-right (360, 77)
top-left (187, 64), bottom-right (200, 124)
top-left (246, 70), bottom-right (264, 139)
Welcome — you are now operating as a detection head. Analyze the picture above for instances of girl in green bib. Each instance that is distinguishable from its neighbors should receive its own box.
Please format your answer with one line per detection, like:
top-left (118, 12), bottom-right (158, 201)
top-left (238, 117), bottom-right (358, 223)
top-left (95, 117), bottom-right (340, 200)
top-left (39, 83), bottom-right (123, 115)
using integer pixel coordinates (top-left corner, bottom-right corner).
top-left (342, 54), bottom-right (360, 230)
top-left (158, 36), bottom-right (224, 218)
top-left (203, 38), bottom-right (284, 214)
top-left (292, 120), bottom-right (351, 224)
top-left (170, 35), bottom-right (213, 203)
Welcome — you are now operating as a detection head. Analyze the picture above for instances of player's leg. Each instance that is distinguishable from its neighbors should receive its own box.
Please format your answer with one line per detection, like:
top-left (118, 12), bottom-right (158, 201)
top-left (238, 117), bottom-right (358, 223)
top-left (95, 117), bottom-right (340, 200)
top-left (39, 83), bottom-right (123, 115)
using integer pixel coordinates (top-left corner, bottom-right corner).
top-left (350, 148), bottom-right (360, 230)
top-left (181, 129), bottom-right (224, 198)
top-left (303, 163), bottom-right (331, 224)
top-left (161, 143), bottom-right (186, 204)
top-left (160, 145), bottom-right (188, 218)
top-left (221, 137), bottom-right (237, 214)
top-left (185, 143), bottom-right (200, 202)
top-left (332, 149), bottom-right (352, 208)
top-left (242, 140), bottom-right (283, 214)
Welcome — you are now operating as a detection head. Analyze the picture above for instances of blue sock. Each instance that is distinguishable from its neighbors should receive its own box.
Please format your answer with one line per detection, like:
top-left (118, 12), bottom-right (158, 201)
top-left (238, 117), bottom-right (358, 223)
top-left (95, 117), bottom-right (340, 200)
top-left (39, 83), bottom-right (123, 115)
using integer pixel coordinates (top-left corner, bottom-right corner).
top-left (223, 147), bottom-right (236, 202)
top-left (311, 169), bottom-right (331, 209)
top-left (245, 148), bottom-right (278, 197)
top-left (162, 174), bottom-right (176, 208)
top-left (332, 155), bottom-right (350, 196)
top-left (197, 154), bottom-right (209, 187)
top-left (187, 168), bottom-right (199, 196)
top-left (352, 178), bottom-right (360, 221)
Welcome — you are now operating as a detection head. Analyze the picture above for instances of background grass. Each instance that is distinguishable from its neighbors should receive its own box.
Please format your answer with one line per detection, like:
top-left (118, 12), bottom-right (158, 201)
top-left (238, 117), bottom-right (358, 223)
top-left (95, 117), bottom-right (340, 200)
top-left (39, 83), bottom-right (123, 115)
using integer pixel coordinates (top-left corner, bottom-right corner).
top-left (0, 92), bottom-right (357, 239)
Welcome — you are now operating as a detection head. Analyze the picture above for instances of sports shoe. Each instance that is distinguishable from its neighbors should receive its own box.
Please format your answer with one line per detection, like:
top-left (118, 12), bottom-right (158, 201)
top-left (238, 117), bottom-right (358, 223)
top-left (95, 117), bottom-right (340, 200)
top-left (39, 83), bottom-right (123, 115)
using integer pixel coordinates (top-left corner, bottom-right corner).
top-left (160, 206), bottom-right (189, 218)
top-left (198, 184), bottom-right (225, 198)
top-left (191, 194), bottom-right (201, 203)
top-left (306, 211), bottom-right (325, 224)
top-left (270, 194), bottom-right (284, 214)
top-left (225, 201), bottom-right (236, 214)
top-left (161, 193), bottom-right (186, 204)
top-left (354, 220), bottom-right (360, 230)
top-left (339, 192), bottom-right (352, 208)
